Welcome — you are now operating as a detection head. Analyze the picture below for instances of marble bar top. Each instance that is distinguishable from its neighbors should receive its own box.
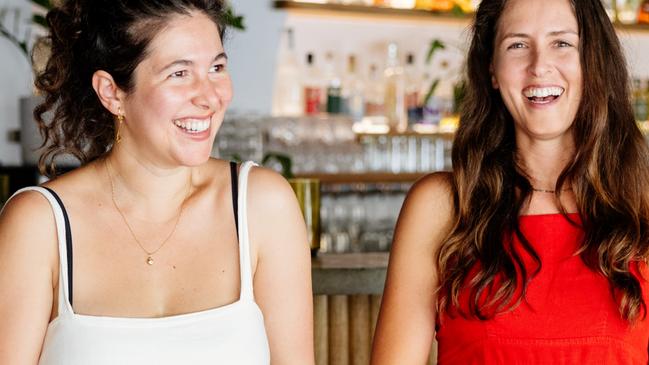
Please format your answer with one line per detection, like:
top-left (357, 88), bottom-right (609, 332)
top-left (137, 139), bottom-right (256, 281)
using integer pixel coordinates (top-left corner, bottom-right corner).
top-left (311, 252), bottom-right (389, 295)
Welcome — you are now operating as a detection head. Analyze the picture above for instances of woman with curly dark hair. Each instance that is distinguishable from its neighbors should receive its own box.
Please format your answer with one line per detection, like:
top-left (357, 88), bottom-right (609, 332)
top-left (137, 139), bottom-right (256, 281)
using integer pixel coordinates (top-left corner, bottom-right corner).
top-left (372, 0), bottom-right (649, 363)
top-left (0, 1), bottom-right (314, 364)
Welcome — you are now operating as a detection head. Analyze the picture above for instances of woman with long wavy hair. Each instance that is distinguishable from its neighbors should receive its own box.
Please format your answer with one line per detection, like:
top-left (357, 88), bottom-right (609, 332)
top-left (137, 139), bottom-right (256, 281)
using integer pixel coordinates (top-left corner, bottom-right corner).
top-left (0, 1), bottom-right (314, 364)
top-left (372, 0), bottom-right (649, 363)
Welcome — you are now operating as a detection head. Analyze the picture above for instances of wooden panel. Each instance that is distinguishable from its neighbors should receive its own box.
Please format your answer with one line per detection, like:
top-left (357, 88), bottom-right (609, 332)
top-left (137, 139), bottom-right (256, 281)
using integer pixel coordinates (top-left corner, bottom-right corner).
top-left (369, 295), bottom-right (382, 342)
top-left (329, 295), bottom-right (350, 365)
top-left (349, 295), bottom-right (371, 365)
top-left (314, 295), bottom-right (328, 365)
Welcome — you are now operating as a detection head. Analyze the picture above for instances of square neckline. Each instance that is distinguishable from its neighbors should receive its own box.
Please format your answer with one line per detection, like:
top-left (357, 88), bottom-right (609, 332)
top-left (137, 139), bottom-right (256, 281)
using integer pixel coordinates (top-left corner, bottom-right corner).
top-left (37, 161), bottom-right (258, 323)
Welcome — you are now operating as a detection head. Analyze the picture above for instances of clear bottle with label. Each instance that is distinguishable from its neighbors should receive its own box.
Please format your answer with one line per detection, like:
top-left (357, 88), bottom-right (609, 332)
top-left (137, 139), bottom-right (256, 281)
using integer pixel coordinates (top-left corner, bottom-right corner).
top-left (272, 28), bottom-right (303, 117)
top-left (404, 53), bottom-right (422, 125)
top-left (383, 43), bottom-right (407, 132)
top-left (323, 52), bottom-right (343, 114)
top-left (341, 55), bottom-right (365, 121)
top-left (634, 79), bottom-right (648, 122)
top-left (303, 53), bottom-right (324, 116)
top-left (365, 64), bottom-right (385, 119)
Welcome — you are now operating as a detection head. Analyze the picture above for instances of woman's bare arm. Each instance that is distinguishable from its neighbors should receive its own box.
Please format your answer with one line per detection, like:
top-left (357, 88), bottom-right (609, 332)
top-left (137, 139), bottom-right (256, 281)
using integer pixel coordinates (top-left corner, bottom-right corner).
top-left (371, 172), bottom-right (454, 365)
top-left (0, 191), bottom-right (58, 364)
top-left (247, 167), bottom-right (315, 365)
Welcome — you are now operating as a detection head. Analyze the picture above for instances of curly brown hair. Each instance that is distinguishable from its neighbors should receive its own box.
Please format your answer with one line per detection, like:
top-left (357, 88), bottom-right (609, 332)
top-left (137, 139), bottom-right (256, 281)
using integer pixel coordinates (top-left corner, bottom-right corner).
top-left (437, 0), bottom-right (649, 322)
top-left (34, 0), bottom-right (228, 177)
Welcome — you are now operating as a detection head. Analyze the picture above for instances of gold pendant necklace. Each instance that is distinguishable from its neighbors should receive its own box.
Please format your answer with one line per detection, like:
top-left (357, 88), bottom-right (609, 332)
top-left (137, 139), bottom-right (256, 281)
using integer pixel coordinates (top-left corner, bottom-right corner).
top-left (105, 159), bottom-right (190, 265)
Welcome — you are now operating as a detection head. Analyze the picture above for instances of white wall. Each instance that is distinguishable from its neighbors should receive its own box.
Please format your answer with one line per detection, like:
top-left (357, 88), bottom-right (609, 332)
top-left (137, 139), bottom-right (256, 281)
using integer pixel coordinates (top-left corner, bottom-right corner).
top-left (226, 0), bottom-right (286, 114)
top-left (0, 0), bottom-right (32, 166)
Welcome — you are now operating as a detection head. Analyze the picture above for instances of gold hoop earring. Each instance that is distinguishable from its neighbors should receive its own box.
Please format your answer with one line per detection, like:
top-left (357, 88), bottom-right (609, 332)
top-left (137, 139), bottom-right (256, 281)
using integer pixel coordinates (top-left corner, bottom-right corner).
top-left (116, 107), bottom-right (124, 144)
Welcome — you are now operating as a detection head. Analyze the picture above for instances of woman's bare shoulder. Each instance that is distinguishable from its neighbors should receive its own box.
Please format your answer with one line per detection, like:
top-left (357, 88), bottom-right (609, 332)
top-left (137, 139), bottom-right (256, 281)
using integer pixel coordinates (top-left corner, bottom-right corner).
top-left (407, 171), bottom-right (454, 217)
top-left (0, 188), bottom-right (59, 274)
top-left (245, 165), bottom-right (295, 212)
top-left (392, 171), bottom-right (455, 255)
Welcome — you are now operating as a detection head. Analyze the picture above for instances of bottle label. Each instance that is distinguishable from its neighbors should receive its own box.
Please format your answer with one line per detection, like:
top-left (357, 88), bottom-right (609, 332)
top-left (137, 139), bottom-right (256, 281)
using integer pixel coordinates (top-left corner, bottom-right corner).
top-left (304, 87), bottom-right (322, 115)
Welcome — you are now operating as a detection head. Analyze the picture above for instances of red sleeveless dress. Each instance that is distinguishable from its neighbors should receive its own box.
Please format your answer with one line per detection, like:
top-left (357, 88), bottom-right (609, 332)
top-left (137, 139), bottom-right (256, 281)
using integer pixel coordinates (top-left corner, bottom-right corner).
top-left (436, 214), bottom-right (649, 364)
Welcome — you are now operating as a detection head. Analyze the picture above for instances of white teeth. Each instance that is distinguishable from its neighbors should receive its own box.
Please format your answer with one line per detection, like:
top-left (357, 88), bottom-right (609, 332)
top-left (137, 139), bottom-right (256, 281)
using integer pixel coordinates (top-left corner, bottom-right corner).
top-left (523, 87), bottom-right (564, 98)
top-left (174, 118), bottom-right (210, 132)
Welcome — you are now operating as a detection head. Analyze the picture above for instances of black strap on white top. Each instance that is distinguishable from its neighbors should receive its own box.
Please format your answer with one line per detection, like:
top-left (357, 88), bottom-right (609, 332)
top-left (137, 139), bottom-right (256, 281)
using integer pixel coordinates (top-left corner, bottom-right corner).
top-left (230, 161), bottom-right (239, 241)
top-left (43, 163), bottom-right (240, 309)
top-left (42, 187), bottom-right (74, 306)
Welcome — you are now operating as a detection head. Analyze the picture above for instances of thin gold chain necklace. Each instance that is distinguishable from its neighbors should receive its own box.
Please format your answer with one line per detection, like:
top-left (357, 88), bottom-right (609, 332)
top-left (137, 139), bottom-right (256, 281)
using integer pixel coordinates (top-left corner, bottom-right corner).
top-left (105, 159), bottom-right (190, 266)
top-left (531, 187), bottom-right (572, 194)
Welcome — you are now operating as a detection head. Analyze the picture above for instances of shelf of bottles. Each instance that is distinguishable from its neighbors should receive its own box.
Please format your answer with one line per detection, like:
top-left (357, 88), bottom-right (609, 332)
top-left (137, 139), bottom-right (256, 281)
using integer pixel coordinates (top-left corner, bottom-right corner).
top-left (274, 0), bottom-right (649, 31)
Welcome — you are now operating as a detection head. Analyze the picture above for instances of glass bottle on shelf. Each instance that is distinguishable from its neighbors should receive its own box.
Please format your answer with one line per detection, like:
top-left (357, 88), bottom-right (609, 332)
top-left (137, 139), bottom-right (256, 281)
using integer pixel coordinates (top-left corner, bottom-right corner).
top-left (272, 28), bottom-right (302, 117)
top-left (383, 42), bottom-right (407, 132)
top-left (617, 0), bottom-right (641, 24)
top-left (634, 79), bottom-right (648, 122)
top-left (365, 63), bottom-right (386, 121)
top-left (341, 55), bottom-right (366, 121)
top-left (389, 0), bottom-right (416, 9)
top-left (303, 52), bottom-right (324, 116)
top-left (639, 0), bottom-right (649, 23)
top-left (404, 53), bottom-right (422, 125)
top-left (324, 52), bottom-right (343, 114)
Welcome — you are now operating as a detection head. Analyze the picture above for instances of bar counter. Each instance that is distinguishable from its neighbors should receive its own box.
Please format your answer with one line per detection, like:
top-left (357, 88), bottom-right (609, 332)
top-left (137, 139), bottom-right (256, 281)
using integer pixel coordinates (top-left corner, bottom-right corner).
top-left (312, 252), bottom-right (388, 295)
top-left (310, 253), bottom-right (437, 365)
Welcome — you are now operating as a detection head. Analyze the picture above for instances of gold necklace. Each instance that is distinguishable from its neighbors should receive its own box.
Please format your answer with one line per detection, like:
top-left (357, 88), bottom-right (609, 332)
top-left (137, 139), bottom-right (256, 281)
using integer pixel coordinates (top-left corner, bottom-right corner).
top-left (531, 187), bottom-right (572, 194)
top-left (105, 159), bottom-right (190, 266)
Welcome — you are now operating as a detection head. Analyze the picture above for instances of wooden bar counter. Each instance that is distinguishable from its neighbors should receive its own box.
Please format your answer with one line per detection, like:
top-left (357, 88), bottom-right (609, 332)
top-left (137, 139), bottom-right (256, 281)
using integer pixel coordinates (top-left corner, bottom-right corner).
top-left (312, 252), bottom-right (389, 296)
top-left (311, 253), bottom-right (436, 365)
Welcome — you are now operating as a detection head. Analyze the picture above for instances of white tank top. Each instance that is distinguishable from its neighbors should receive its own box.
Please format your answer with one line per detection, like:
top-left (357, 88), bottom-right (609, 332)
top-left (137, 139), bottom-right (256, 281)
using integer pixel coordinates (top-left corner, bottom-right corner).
top-left (12, 161), bottom-right (270, 364)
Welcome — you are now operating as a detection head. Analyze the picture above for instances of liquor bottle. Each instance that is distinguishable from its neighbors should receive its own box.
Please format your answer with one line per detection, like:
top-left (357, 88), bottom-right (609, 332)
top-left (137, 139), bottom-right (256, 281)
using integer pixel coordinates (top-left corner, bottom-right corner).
top-left (303, 53), bottom-right (324, 115)
top-left (341, 55), bottom-right (365, 121)
top-left (634, 79), bottom-right (648, 122)
top-left (365, 64), bottom-right (385, 118)
top-left (389, 0), bottom-right (416, 9)
top-left (617, 0), bottom-right (641, 24)
top-left (404, 53), bottom-right (422, 125)
top-left (383, 43), bottom-right (407, 132)
top-left (323, 52), bottom-right (343, 114)
top-left (272, 28), bottom-right (302, 117)
top-left (639, 0), bottom-right (649, 23)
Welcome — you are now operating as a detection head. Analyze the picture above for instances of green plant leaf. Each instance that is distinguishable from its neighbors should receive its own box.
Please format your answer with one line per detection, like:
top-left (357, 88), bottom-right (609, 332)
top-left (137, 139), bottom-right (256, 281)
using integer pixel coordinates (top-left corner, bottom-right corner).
top-left (426, 39), bottom-right (445, 64)
top-left (423, 79), bottom-right (440, 106)
top-left (30, 0), bottom-right (53, 10)
top-left (223, 5), bottom-right (245, 31)
top-left (262, 152), bottom-right (294, 179)
top-left (32, 14), bottom-right (47, 28)
top-left (0, 23), bottom-right (29, 60)
top-left (451, 4), bottom-right (465, 16)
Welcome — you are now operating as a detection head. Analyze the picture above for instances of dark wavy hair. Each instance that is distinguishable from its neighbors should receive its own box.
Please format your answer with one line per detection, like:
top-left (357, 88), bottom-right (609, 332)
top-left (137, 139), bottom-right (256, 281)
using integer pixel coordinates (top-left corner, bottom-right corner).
top-left (34, 0), bottom-right (228, 177)
top-left (437, 0), bottom-right (649, 322)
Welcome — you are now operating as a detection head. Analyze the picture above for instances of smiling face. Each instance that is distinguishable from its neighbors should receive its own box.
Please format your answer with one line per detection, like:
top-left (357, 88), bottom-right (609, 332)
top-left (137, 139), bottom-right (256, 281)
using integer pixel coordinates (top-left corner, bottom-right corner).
top-left (491, 0), bottom-right (582, 144)
top-left (119, 11), bottom-right (232, 167)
